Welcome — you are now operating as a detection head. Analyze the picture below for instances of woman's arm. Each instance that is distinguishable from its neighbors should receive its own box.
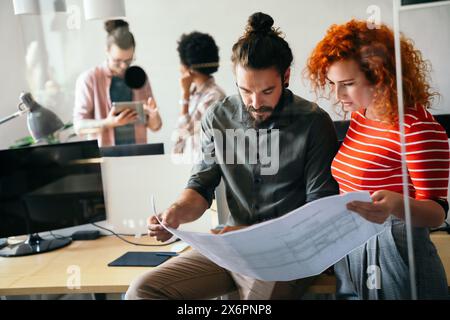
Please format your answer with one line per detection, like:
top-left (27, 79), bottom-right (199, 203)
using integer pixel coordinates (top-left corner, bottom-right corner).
top-left (347, 190), bottom-right (445, 228)
top-left (408, 197), bottom-right (446, 227)
top-left (349, 114), bottom-right (449, 228)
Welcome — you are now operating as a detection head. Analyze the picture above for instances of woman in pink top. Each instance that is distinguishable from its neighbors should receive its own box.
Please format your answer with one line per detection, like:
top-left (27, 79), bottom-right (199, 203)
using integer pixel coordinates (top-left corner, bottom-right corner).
top-left (74, 20), bottom-right (162, 147)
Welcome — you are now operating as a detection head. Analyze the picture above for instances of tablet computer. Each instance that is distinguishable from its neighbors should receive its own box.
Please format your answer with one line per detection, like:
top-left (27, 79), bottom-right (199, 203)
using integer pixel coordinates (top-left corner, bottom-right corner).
top-left (112, 101), bottom-right (146, 124)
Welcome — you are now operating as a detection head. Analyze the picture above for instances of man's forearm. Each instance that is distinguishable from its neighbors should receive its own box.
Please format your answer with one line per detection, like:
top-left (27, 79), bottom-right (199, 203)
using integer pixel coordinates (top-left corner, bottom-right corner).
top-left (169, 188), bottom-right (210, 224)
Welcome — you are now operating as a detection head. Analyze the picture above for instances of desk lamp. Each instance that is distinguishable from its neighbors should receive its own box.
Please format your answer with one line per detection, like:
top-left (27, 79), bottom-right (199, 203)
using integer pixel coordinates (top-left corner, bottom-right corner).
top-left (0, 92), bottom-right (64, 142)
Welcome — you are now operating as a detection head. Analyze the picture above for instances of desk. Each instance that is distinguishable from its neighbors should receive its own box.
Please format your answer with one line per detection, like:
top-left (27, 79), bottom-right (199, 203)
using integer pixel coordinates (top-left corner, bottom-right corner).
top-left (0, 233), bottom-right (449, 297)
top-left (0, 235), bottom-right (173, 296)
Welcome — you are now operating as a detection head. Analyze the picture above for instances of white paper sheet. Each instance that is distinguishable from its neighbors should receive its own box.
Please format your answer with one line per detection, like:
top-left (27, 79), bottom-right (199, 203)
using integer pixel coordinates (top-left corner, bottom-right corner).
top-left (158, 192), bottom-right (386, 281)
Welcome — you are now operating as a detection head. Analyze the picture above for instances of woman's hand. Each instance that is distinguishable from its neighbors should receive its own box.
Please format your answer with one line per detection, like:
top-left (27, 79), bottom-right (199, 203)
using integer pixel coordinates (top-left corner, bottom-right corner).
top-left (347, 190), bottom-right (404, 224)
top-left (180, 69), bottom-right (193, 99)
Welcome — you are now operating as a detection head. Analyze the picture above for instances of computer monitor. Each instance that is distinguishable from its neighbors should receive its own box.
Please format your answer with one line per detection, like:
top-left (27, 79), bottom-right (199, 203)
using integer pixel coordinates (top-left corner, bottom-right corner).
top-left (0, 141), bottom-right (106, 257)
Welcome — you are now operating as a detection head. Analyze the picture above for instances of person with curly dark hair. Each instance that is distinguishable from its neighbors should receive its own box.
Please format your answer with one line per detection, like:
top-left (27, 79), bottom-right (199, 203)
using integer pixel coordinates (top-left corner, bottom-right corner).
top-left (74, 20), bottom-right (162, 147)
top-left (306, 20), bottom-right (449, 299)
top-left (126, 12), bottom-right (338, 300)
top-left (172, 32), bottom-right (225, 159)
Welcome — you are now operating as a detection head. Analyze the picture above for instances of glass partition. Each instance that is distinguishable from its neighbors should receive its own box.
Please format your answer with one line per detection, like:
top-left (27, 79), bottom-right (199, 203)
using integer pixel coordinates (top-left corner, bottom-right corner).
top-left (2, 0), bottom-right (449, 300)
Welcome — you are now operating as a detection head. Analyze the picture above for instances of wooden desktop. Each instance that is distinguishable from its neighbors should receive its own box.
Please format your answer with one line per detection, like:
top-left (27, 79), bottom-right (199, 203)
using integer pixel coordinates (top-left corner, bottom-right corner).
top-left (0, 232), bottom-right (449, 297)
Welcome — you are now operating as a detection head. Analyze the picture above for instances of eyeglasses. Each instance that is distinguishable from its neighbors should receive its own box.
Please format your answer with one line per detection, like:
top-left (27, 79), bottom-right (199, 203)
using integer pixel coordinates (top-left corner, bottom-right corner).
top-left (108, 55), bottom-right (135, 67)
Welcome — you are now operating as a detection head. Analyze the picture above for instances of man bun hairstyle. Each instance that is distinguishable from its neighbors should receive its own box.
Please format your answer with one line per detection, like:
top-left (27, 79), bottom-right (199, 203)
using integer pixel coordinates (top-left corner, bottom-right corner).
top-left (105, 19), bottom-right (135, 50)
top-left (232, 12), bottom-right (293, 77)
top-left (247, 11), bottom-right (274, 35)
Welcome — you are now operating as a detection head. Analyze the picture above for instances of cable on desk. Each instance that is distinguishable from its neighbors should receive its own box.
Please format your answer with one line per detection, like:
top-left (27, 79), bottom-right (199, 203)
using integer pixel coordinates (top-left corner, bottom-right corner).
top-left (50, 231), bottom-right (72, 240)
top-left (91, 223), bottom-right (179, 247)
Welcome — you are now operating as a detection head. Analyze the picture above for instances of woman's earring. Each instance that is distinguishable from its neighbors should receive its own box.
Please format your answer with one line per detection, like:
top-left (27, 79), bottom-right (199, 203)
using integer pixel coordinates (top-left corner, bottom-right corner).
top-left (284, 83), bottom-right (289, 88)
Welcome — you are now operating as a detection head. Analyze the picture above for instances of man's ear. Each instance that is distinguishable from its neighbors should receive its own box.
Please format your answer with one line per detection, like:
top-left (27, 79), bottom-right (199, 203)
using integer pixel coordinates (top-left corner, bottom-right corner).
top-left (283, 68), bottom-right (291, 88)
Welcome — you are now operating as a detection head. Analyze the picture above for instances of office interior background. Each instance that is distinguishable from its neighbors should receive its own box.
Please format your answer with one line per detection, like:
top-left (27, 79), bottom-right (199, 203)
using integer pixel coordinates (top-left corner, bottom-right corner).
top-left (1, 0), bottom-right (449, 151)
top-left (0, 0), bottom-right (449, 301)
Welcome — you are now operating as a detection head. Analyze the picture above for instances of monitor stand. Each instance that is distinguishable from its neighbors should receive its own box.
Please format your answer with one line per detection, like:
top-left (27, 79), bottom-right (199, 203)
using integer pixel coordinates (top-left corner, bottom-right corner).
top-left (0, 233), bottom-right (72, 257)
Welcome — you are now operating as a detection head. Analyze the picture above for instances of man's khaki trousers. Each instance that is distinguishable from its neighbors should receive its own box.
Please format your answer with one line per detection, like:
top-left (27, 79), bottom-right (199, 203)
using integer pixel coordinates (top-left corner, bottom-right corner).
top-left (125, 249), bottom-right (316, 300)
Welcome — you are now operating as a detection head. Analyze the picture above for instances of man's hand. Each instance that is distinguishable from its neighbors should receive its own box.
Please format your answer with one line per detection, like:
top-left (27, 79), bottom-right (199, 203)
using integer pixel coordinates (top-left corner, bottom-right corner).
top-left (105, 107), bottom-right (138, 128)
top-left (346, 190), bottom-right (404, 224)
top-left (147, 189), bottom-right (209, 242)
top-left (210, 225), bottom-right (248, 235)
top-left (147, 206), bottom-right (181, 242)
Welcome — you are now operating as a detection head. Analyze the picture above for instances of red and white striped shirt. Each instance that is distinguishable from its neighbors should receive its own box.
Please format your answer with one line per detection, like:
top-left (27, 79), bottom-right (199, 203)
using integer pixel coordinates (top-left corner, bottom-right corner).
top-left (332, 106), bottom-right (450, 201)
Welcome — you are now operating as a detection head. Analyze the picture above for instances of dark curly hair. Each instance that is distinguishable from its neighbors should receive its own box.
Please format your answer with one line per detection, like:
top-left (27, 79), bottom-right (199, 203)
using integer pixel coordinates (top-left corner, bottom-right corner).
top-left (305, 19), bottom-right (437, 123)
top-left (177, 32), bottom-right (220, 75)
top-left (232, 12), bottom-right (293, 78)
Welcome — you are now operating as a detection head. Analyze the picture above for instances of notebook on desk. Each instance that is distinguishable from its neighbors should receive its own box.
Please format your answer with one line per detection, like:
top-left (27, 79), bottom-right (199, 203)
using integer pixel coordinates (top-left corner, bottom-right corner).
top-left (108, 251), bottom-right (176, 267)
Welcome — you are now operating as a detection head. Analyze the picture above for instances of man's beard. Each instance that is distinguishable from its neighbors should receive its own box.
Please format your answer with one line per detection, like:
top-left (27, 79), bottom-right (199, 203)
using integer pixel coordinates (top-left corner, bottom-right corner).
top-left (246, 105), bottom-right (273, 128)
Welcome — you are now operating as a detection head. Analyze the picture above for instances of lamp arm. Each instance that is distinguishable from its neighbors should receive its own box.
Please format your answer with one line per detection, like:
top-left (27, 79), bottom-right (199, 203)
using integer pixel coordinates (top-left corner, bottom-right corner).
top-left (0, 105), bottom-right (29, 125)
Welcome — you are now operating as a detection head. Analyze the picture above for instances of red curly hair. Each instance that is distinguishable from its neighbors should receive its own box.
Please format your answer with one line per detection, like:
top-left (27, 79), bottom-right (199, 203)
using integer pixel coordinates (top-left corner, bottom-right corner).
top-left (305, 20), bottom-right (437, 123)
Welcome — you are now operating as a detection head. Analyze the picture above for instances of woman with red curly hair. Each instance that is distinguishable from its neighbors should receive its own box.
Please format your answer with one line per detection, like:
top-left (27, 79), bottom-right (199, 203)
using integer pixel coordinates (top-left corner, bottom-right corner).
top-left (306, 20), bottom-right (449, 299)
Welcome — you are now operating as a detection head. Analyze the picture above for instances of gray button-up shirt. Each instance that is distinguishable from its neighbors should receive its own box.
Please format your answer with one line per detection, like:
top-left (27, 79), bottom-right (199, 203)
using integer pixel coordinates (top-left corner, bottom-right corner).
top-left (187, 89), bottom-right (339, 226)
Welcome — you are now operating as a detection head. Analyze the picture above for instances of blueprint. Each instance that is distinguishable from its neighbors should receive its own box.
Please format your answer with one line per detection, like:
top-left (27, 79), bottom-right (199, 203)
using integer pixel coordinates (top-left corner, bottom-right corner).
top-left (159, 192), bottom-right (386, 281)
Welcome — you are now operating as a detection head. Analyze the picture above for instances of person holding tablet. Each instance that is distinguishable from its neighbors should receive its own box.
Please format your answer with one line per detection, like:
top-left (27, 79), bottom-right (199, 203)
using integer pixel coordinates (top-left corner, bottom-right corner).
top-left (74, 20), bottom-right (162, 147)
